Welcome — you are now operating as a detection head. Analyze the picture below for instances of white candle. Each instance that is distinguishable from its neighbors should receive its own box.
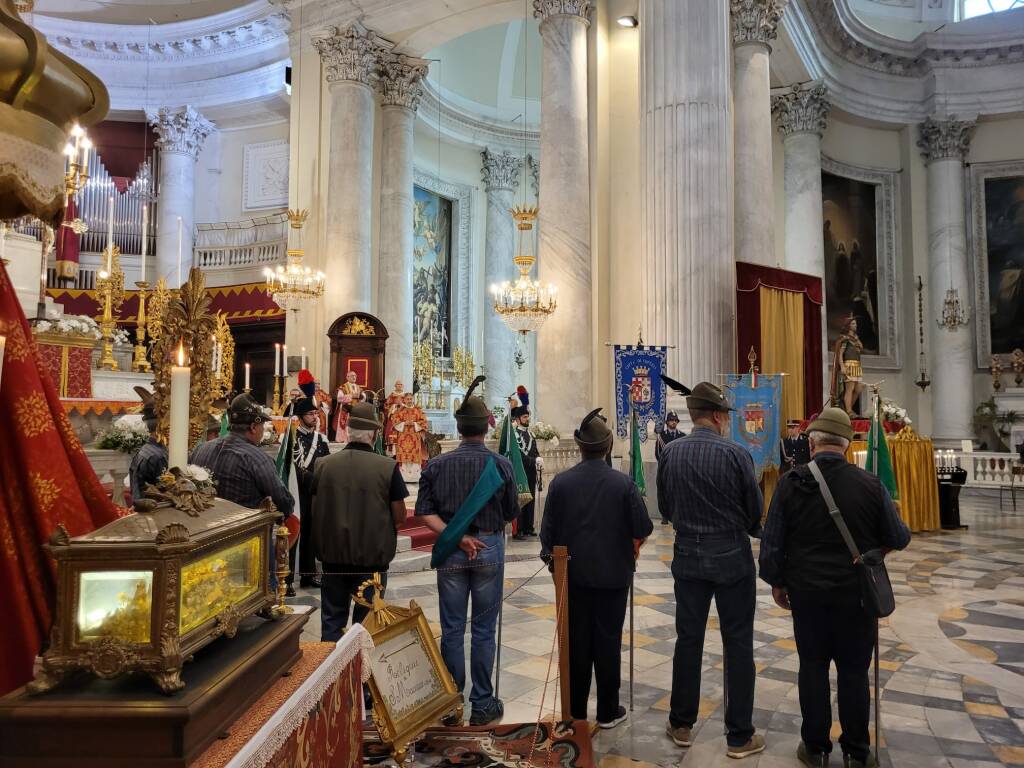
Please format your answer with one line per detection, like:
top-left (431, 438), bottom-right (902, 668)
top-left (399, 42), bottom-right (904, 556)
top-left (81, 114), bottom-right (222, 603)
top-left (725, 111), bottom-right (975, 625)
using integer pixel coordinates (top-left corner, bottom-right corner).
top-left (176, 216), bottom-right (183, 287)
top-left (169, 342), bottom-right (190, 470)
top-left (282, 344), bottom-right (287, 376)
top-left (301, 347), bottom-right (307, 371)
top-left (274, 344), bottom-right (280, 377)
top-left (244, 362), bottom-right (251, 390)
top-left (140, 203), bottom-right (148, 283)
top-left (106, 195), bottom-right (114, 273)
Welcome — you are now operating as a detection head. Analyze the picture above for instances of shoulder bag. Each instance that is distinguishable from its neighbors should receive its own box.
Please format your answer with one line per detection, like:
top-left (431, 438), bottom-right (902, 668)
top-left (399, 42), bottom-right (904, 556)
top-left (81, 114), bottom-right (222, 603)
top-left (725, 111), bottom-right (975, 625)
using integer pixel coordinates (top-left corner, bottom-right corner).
top-left (807, 460), bottom-right (896, 618)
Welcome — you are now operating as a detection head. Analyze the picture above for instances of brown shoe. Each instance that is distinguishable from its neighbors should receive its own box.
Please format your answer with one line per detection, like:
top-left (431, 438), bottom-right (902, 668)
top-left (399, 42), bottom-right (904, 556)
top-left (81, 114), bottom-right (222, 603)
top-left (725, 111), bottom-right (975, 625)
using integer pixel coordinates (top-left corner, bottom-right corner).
top-left (727, 734), bottom-right (766, 759)
top-left (665, 722), bottom-right (693, 747)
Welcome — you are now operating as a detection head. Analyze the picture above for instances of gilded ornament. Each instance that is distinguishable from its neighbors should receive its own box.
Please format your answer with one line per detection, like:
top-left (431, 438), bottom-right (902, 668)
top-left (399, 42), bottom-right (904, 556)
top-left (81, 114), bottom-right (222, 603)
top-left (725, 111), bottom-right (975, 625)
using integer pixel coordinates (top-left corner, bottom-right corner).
top-left (342, 316), bottom-right (376, 336)
top-left (147, 277), bottom-right (170, 344)
top-left (134, 466), bottom-right (217, 517)
top-left (212, 311), bottom-right (235, 400)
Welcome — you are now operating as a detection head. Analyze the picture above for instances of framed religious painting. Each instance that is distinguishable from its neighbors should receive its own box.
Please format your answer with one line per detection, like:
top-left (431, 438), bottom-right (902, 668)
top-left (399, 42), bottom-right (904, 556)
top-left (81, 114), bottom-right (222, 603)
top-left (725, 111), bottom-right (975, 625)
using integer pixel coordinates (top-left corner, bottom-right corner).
top-left (969, 160), bottom-right (1024, 367)
top-left (820, 157), bottom-right (902, 370)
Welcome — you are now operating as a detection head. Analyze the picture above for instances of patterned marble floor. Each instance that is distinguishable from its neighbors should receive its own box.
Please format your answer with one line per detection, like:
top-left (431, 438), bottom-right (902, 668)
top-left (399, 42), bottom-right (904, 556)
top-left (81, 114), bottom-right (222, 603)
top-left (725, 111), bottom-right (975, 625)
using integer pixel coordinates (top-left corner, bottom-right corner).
top-left (290, 490), bottom-right (1024, 767)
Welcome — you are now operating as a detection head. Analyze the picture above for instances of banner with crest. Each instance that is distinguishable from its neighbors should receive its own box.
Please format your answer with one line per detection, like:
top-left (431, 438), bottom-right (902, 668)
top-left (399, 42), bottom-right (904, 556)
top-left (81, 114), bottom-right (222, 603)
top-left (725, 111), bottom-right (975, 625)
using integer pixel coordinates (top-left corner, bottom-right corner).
top-left (614, 345), bottom-right (667, 441)
top-left (726, 373), bottom-right (782, 480)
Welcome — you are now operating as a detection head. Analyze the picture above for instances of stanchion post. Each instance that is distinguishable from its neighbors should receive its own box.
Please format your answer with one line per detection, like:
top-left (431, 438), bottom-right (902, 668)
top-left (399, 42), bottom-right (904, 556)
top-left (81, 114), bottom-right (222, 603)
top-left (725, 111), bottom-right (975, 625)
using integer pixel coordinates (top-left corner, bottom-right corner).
top-left (552, 545), bottom-right (571, 721)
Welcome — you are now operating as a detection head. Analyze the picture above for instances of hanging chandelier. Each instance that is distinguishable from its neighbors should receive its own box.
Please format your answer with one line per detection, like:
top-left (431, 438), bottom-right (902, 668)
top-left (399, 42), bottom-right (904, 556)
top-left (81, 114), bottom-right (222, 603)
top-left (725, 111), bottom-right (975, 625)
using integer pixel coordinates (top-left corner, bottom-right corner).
top-left (490, 206), bottom-right (557, 334)
top-left (264, 209), bottom-right (325, 312)
top-left (937, 286), bottom-right (969, 331)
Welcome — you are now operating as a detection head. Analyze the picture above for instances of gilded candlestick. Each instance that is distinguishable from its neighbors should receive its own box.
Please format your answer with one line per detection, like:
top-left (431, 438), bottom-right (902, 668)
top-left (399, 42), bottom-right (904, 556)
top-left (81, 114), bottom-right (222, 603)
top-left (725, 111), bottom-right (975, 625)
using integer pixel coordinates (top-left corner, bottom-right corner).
top-left (272, 523), bottom-right (293, 617)
top-left (97, 274), bottom-right (118, 371)
top-left (273, 375), bottom-right (283, 415)
top-left (132, 281), bottom-right (152, 373)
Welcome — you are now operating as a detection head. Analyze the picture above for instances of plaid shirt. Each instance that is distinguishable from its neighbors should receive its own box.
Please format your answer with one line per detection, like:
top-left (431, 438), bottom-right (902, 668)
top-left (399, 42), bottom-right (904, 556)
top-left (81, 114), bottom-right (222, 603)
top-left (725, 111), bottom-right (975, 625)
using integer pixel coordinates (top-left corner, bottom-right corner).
top-left (414, 441), bottom-right (518, 532)
top-left (656, 425), bottom-right (762, 537)
top-left (129, 438), bottom-right (167, 502)
top-left (190, 433), bottom-right (294, 516)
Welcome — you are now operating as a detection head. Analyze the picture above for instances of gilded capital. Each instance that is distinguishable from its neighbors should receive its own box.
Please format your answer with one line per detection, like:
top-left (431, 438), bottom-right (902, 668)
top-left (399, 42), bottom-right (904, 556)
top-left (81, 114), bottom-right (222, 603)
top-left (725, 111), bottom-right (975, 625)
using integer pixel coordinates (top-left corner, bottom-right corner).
top-left (146, 106), bottom-right (214, 159)
top-left (771, 83), bottom-right (830, 138)
top-left (731, 0), bottom-right (788, 46)
top-left (313, 21), bottom-right (391, 86)
top-left (481, 149), bottom-right (523, 193)
top-left (917, 117), bottom-right (976, 164)
top-left (379, 54), bottom-right (429, 110)
top-left (532, 0), bottom-right (592, 24)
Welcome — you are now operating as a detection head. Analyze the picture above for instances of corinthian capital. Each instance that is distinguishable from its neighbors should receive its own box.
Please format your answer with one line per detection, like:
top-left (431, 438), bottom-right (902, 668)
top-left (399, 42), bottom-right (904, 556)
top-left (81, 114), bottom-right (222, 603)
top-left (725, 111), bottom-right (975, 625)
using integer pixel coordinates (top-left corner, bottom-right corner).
top-left (527, 154), bottom-right (540, 198)
top-left (146, 106), bottom-right (214, 159)
top-left (481, 149), bottom-right (523, 193)
top-left (313, 21), bottom-right (392, 86)
top-left (379, 54), bottom-right (429, 110)
top-left (917, 117), bottom-right (976, 164)
top-left (771, 83), bottom-right (830, 138)
top-left (731, 0), bottom-right (788, 46)
top-left (532, 0), bottom-right (592, 23)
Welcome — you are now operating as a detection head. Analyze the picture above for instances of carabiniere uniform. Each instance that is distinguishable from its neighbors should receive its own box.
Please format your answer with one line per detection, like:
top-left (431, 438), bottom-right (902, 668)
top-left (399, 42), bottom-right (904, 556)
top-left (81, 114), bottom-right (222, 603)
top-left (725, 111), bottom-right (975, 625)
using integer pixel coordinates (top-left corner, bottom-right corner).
top-left (513, 420), bottom-right (540, 536)
top-left (780, 430), bottom-right (810, 473)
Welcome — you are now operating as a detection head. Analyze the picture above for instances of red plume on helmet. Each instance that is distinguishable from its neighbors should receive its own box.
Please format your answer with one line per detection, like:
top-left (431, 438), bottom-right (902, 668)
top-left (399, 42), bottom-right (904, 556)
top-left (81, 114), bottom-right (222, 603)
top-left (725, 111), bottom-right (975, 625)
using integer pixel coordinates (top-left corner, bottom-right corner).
top-left (297, 369), bottom-right (315, 398)
top-left (516, 385), bottom-right (529, 408)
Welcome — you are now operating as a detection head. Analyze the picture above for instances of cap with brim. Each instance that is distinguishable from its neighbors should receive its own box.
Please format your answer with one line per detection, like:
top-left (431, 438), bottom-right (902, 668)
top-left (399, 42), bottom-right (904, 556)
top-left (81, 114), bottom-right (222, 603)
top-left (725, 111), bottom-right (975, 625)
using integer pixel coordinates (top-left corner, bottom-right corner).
top-left (510, 405), bottom-right (529, 418)
top-left (347, 401), bottom-right (381, 430)
top-left (228, 393), bottom-right (272, 425)
top-left (574, 408), bottom-right (613, 450)
top-left (666, 411), bottom-right (679, 422)
top-left (685, 381), bottom-right (735, 412)
top-left (806, 407), bottom-right (854, 441)
top-left (294, 397), bottom-right (317, 417)
top-left (456, 375), bottom-right (491, 429)
top-left (786, 419), bottom-right (802, 428)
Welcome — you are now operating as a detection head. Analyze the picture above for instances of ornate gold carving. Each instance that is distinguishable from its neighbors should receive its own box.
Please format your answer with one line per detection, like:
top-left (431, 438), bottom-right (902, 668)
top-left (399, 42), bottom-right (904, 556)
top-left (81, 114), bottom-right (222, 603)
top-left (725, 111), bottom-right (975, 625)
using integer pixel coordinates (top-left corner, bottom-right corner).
top-left (86, 636), bottom-right (135, 679)
top-left (213, 604), bottom-right (243, 639)
top-left (212, 311), bottom-right (235, 400)
top-left (991, 356), bottom-right (1004, 392)
top-left (134, 467), bottom-right (216, 517)
top-left (1013, 349), bottom-right (1024, 387)
top-left (341, 316), bottom-right (376, 336)
top-left (147, 277), bottom-right (170, 345)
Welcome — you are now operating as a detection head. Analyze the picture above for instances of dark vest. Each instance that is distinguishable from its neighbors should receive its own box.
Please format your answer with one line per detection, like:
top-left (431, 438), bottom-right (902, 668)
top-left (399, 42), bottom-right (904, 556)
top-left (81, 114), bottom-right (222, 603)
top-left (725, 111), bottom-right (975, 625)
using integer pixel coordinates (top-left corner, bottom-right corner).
top-left (312, 447), bottom-right (397, 568)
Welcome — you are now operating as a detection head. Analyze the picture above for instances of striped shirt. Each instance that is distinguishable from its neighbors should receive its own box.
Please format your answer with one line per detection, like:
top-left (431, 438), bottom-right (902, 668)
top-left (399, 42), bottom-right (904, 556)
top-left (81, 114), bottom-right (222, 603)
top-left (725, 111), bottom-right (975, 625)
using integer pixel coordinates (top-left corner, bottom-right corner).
top-left (190, 433), bottom-right (294, 516)
top-left (414, 441), bottom-right (518, 532)
top-left (656, 425), bottom-right (763, 537)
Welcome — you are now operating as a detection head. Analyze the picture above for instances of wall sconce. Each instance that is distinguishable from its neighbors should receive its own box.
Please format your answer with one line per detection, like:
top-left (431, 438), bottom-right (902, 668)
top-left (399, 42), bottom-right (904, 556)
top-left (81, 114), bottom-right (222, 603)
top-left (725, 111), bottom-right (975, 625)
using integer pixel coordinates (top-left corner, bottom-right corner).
top-left (616, 15), bottom-right (638, 27)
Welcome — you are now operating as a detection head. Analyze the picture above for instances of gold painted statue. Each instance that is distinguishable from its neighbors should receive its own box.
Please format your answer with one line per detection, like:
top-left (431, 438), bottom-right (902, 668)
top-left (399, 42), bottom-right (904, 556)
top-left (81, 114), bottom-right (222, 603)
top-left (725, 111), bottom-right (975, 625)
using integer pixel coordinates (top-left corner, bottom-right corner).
top-left (830, 316), bottom-right (864, 416)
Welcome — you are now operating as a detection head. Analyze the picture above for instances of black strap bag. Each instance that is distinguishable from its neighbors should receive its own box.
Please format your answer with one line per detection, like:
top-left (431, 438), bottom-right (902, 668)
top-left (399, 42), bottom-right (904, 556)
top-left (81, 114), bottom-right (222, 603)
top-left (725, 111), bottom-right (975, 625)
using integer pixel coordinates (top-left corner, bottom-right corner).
top-left (807, 460), bottom-right (896, 618)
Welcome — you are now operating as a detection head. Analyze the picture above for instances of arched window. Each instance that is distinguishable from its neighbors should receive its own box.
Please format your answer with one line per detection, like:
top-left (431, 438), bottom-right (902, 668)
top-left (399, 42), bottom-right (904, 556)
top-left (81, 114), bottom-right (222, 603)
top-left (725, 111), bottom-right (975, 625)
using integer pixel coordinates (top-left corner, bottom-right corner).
top-left (962, 0), bottom-right (1024, 19)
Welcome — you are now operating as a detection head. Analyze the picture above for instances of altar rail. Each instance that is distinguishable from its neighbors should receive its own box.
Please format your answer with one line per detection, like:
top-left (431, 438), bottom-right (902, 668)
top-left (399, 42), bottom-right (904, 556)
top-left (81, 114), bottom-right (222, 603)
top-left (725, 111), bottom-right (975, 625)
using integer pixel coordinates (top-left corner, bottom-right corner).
top-left (945, 451), bottom-right (1022, 488)
top-left (193, 240), bottom-right (286, 270)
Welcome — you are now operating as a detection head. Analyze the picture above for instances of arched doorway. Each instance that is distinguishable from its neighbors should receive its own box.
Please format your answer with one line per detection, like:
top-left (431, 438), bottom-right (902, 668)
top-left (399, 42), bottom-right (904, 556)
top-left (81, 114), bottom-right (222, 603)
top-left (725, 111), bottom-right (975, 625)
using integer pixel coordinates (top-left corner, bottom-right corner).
top-left (326, 312), bottom-right (389, 399)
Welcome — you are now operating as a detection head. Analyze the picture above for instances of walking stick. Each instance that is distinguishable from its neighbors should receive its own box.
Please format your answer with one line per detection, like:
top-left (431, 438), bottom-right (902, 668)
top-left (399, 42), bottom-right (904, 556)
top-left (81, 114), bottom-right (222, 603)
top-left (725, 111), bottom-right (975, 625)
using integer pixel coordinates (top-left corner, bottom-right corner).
top-left (495, 526), bottom-right (508, 700)
top-left (629, 572), bottom-right (635, 712)
top-left (874, 619), bottom-right (881, 764)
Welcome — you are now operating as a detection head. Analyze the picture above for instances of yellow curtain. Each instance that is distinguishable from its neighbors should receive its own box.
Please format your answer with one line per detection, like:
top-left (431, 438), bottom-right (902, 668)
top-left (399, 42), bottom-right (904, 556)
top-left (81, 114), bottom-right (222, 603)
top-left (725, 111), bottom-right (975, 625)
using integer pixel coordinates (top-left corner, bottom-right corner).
top-left (759, 285), bottom-right (805, 426)
top-left (846, 435), bottom-right (941, 533)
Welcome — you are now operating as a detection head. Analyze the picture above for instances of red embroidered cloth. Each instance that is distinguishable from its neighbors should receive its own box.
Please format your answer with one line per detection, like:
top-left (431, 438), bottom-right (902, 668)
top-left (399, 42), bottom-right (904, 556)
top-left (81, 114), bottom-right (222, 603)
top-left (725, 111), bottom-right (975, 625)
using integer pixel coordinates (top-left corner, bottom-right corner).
top-left (0, 262), bottom-right (123, 696)
top-left (36, 341), bottom-right (93, 398)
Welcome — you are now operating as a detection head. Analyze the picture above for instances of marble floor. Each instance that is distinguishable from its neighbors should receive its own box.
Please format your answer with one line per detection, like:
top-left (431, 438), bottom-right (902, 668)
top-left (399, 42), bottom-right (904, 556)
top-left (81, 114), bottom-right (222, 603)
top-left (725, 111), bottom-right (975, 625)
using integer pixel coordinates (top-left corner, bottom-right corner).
top-left (289, 490), bottom-right (1024, 767)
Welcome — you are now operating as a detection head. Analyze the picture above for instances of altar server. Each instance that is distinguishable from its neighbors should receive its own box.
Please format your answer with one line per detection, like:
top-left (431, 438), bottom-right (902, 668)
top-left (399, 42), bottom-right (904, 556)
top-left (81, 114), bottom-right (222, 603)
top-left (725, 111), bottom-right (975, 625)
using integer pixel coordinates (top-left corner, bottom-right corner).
top-left (415, 376), bottom-right (519, 726)
top-left (540, 408), bottom-right (653, 728)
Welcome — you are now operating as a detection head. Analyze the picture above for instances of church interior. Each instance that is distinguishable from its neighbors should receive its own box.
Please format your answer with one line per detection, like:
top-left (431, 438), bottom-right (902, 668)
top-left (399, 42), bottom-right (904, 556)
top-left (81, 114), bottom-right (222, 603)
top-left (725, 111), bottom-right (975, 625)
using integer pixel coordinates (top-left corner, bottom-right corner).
top-left (2, 0), bottom-right (1024, 765)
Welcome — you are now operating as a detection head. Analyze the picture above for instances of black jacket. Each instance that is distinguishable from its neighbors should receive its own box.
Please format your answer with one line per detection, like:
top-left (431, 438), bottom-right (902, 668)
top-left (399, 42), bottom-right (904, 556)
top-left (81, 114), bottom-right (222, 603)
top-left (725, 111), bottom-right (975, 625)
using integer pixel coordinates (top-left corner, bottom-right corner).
top-left (759, 452), bottom-right (910, 592)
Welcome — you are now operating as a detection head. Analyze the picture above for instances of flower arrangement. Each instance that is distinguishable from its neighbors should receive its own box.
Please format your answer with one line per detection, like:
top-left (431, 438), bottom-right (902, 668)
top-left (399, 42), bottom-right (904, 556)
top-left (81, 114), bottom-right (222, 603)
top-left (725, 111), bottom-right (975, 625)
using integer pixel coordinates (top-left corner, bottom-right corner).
top-left (35, 314), bottom-right (102, 340)
top-left (529, 421), bottom-right (561, 447)
top-left (112, 327), bottom-right (131, 345)
top-left (880, 398), bottom-right (912, 426)
top-left (95, 414), bottom-right (150, 453)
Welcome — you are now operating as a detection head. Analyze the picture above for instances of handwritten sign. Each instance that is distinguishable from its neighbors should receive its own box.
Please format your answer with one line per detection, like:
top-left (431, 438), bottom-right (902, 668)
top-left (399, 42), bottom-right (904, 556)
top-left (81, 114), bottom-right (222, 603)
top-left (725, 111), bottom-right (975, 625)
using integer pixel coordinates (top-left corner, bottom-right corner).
top-left (370, 629), bottom-right (444, 723)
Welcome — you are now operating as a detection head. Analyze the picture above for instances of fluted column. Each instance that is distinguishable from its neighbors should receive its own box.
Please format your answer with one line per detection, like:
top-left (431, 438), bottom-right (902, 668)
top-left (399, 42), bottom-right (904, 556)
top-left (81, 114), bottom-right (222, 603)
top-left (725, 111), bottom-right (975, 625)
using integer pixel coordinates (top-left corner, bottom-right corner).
top-left (918, 117), bottom-right (976, 444)
top-left (641, 0), bottom-right (734, 383)
top-left (534, 0), bottom-right (592, 432)
top-left (731, 0), bottom-right (787, 267)
top-left (481, 149), bottom-right (523, 409)
top-left (377, 53), bottom-right (426, 388)
top-left (146, 106), bottom-right (213, 287)
top-left (314, 23), bottom-right (391, 323)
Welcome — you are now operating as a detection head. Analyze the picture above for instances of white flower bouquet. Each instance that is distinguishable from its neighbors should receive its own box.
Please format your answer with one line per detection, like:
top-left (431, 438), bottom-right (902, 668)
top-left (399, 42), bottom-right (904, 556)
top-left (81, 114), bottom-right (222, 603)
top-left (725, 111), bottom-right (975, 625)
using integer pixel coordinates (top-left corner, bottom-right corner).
top-left (530, 421), bottom-right (561, 447)
top-left (95, 414), bottom-right (150, 453)
top-left (35, 314), bottom-right (103, 340)
top-left (880, 398), bottom-right (912, 426)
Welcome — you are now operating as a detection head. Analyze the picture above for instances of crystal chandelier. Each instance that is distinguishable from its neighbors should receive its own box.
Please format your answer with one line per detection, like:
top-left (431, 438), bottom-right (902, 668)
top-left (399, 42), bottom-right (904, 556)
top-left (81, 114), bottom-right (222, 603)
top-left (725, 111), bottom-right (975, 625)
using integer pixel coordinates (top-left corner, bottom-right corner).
top-left (490, 206), bottom-right (557, 334)
top-left (937, 286), bottom-right (968, 331)
top-left (264, 209), bottom-right (325, 312)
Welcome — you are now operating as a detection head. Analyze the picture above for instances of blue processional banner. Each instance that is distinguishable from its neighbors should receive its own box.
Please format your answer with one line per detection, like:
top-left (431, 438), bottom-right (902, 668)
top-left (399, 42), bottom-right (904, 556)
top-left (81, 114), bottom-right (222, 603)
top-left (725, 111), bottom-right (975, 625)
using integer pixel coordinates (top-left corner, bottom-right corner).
top-left (614, 345), bottom-right (667, 441)
top-left (726, 373), bottom-right (782, 480)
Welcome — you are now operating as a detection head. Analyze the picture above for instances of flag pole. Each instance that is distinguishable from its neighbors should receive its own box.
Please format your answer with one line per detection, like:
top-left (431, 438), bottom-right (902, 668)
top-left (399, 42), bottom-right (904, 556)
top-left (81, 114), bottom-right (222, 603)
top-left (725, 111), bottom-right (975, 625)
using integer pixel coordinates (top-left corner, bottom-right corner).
top-left (629, 401), bottom-right (636, 712)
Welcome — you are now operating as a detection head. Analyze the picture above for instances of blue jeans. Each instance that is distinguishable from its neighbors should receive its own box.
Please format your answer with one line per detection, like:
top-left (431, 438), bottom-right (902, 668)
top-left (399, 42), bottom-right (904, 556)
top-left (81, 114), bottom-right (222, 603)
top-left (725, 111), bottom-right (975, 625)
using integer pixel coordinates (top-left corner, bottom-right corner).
top-left (436, 533), bottom-right (505, 711)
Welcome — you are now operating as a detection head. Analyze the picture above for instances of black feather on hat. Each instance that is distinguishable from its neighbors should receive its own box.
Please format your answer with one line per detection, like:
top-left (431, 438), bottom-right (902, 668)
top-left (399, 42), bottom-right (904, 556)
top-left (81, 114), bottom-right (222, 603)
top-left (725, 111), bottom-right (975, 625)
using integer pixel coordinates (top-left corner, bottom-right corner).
top-left (574, 407), bottom-right (613, 450)
top-left (456, 375), bottom-right (490, 428)
top-left (662, 375), bottom-right (691, 396)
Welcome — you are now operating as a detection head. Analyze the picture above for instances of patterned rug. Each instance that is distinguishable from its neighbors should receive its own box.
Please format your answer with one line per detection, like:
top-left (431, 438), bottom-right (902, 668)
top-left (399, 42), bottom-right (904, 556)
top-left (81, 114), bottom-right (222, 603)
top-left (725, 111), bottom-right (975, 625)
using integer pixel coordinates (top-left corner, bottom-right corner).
top-left (364, 720), bottom-right (594, 767)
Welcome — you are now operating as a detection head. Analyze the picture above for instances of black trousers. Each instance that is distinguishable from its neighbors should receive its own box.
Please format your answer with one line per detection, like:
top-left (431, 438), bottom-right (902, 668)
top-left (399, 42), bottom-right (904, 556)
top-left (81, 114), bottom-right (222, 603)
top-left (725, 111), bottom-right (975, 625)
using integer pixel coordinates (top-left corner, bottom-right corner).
top-left (285, 490), bottom-right (317, 586)
top-left (568, 582), bottom-right (629, 723)
top-left (518, 466), bottom-right (537, 534)
top-left (790, 587), bottom-right (874, 763)
top-left (669, 534), bottom-right (756, 747)
top-left (320, 564), bottom-right (387, 642)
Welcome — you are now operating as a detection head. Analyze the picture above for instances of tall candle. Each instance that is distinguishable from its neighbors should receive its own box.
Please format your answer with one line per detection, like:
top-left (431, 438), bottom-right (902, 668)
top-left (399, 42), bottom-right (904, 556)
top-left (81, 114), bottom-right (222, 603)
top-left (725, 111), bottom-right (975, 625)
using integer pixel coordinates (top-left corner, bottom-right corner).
top-left (140, 203), bottom-right (148, 283)
top-left (168, 342), bottom-right (190, 470)
top-left (176, 216), bottom-right (183, 287)
top-left (106, 195), bottom-right (114, 273)
top-left (244, 362), bottom-right (251, 390)
top-left (282, 344), bottom-right (287, 376)
top-left (301, 347), bottom-right (307, 371)
top-left (274, 343), bottom-right (280, 377)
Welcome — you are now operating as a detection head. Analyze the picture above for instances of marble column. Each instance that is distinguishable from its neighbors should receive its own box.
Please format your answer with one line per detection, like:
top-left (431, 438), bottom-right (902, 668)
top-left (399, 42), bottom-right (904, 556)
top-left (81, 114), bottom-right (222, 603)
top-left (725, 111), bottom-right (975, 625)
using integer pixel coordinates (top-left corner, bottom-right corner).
top-left (314, 23), bottom-right (391, 324)
top-left (481, 148), bottom-right (523, 409)
top-left (918, 117), bottom-right (977, 444)
top-left (377, 53), bottom-right (427, 390)
top-left (640, 0), bottom-right (734, 384)
top-left (731, 0), bottom-right (787, 267)
top-left (772, 83), bottom-right (830, 401)
top-left (146, 106), bottom-right (213, 288)
top-left (534, 0), bottom-right (592, 432)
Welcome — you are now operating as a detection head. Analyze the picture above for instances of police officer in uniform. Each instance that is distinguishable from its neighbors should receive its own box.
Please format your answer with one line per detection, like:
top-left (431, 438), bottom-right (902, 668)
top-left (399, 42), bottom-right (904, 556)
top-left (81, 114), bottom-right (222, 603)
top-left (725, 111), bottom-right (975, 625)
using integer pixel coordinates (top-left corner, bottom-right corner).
top-left (780, 419), bottom-right (811, 474)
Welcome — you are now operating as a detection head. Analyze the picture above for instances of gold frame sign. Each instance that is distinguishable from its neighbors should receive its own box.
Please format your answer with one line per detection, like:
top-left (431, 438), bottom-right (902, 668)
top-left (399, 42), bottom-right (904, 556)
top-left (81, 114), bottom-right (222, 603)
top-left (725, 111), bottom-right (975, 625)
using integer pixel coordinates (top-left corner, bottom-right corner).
top-left (356, 575), bottom-right (462, 767)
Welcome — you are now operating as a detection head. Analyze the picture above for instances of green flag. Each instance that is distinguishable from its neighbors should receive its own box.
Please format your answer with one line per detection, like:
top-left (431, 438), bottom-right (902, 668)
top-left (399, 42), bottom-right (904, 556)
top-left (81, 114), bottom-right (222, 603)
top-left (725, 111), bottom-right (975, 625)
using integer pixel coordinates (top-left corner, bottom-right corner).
top-left (219, 412), bottom-right (229, 438)
top-left (275, 421), bottom-right (295, 485)
top-left (865, 396), bottom-right (898, 500)
top-left (630, 407), bottom-right (646, 496)
top-left (499, 414), bottom-right (532, 507)
top-left (373, 428), bottom-right (385, 456)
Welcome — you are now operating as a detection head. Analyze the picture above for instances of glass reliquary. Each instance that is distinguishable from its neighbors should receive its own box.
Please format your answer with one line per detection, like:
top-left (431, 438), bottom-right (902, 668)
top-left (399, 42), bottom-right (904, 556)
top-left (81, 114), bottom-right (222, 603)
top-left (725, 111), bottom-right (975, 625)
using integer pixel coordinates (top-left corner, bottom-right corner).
top-left (29, 469), bottom-right (283, 695)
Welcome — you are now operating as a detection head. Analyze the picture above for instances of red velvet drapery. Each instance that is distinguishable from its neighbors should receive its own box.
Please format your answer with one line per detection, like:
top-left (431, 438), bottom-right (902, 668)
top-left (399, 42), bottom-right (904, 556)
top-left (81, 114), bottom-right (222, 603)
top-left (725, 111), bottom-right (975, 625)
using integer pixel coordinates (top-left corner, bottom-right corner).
top-left (0, 262), bottom-right (124, 695)
top-left (736, 262), bottom-right (824, 420)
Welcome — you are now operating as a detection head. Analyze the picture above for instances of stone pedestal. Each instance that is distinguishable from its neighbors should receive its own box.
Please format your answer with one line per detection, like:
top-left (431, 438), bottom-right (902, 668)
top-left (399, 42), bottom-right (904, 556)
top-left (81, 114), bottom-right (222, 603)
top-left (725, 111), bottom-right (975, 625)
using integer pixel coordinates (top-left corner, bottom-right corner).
top-left (640, 0), bottom-right (735, 383)
top-left (918, 117), bottom-right (976, 444)
top-left (146, 107), bottom-right (214, 288)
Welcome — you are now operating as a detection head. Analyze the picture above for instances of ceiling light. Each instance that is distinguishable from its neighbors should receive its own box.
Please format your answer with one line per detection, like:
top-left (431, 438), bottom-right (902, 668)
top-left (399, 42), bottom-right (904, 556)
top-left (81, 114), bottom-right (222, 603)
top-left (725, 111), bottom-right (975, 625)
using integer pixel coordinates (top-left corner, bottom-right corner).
top-left (617, 15), bottom-right (638, 28)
